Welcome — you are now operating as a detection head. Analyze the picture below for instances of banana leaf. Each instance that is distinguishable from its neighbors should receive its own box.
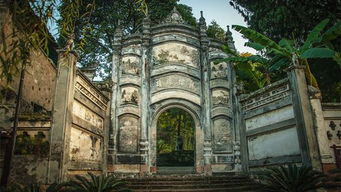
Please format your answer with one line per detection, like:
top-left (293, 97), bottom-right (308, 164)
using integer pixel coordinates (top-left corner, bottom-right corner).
top-left (244, 41), bottom-right (265, 51)
top-left (301, 48), bottom-right (335, 59)
top-left (300, 19), bottom-right (329, 52)
top-left (232, 25), bottom-right (291, 58)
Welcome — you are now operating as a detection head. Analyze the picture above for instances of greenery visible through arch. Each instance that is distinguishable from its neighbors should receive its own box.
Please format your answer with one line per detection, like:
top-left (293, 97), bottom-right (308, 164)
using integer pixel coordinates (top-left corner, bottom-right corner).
top-left (157, 108), bottom-right (195, 166)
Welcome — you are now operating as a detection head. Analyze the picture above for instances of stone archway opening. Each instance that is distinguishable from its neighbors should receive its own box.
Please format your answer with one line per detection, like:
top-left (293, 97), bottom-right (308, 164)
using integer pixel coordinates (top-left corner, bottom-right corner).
top-left (156, 108), bottom-right (195, 167)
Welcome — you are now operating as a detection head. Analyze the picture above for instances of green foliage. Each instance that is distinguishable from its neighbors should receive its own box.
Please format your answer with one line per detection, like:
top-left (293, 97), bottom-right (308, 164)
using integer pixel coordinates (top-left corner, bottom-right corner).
top-left (207, 21), bottom-right (225, 41)
top-left (229, 0), bottom-right (340, 43)
top-left (259, 164), bottom-right (325, 192)
top-left (229, 0), bottom-right (341, 101)
top-left (64, 172), bottom-right (129, 192)
top-left (230, 20), bottom-right (341, 89)
top-left (175, 4), bottom-right (197, 27)
top-left (157, 108), bottom-right (194, 166)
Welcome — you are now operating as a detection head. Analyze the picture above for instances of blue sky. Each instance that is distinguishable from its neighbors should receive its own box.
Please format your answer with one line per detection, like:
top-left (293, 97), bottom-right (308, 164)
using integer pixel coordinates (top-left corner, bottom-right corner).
top-left (179, 0), bottom-right (255, 54)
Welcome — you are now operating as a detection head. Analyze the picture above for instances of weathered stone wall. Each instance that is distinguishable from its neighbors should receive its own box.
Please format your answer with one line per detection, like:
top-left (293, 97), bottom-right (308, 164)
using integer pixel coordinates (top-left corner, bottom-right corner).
top-left (0, 6), bottom-right (57, 129)
top-left (320, 103), bottom-right (341, 171)
top-left (8, 120), bottom-right (51, 185)
top-left (64, 71), bottom-right (109, 179)
top-left (0, 2), bottom-right (57, 184)
top-left (240, 79), bottom-right (301, 169)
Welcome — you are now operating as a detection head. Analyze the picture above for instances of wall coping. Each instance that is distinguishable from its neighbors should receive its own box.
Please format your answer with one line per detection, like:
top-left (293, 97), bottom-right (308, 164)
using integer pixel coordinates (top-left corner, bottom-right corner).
top-left (240, 78), bottom-right (289, 101)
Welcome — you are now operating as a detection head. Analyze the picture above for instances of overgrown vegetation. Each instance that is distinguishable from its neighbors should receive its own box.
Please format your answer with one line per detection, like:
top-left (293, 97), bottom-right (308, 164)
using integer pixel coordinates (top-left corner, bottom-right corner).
top-left (0, 173), bottom-right (129, 192)
top-left (157, 108), bottom-right (194, 166)
top-left (217, 19), bottom-right (341, 94)
top-left (259, 164), bottom-right (325, 192)
top-left (229, 0), bottom-right (341, 101)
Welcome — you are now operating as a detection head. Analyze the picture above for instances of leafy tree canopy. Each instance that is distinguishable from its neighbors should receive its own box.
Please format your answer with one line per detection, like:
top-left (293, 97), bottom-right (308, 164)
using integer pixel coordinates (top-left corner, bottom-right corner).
top-left (229, 0), bottom-right (341, 101)
top-left (207, 20), bottom-right (225, 41)
top-left (60, 0), bottom-right (197, 79)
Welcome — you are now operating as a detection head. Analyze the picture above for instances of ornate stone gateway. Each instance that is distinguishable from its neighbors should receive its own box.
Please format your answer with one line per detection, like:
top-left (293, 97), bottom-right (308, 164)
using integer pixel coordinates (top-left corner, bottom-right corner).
top-left (108, 8), bottom-right (241, 175)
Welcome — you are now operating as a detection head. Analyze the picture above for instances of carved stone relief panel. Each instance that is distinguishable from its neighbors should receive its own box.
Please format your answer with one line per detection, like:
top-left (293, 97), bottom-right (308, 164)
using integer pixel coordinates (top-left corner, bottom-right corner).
top-left (121, 56), bottom-right (140, 76)
top-left (75, 76), bottom-right (108, 110)
top-left (152, 42), bottom-right (199, 67)
top-left (70, 127), bottom-right (102, 162)
top-left (122, 44), bottom-right (141, 55)
top-left (151, 74), bottom-right (199, 93)
top-left (73, 100), bottom-right (104, 129)
top-left (211, 61), bottom-right (228, 79)
top-left (118, 115), bottom-right (139, 153)
top-left (212, 88), bottom-right (229, 107)
top-left (213, 118), bottom-right (233, 153)
top-left (121, 86), bottom-right (139, 105)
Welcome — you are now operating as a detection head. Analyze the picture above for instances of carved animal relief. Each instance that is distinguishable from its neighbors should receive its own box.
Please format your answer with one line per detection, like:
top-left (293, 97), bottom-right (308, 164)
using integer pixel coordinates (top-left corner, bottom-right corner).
top-left (152, 43), bottom-right (199, 67)
top-left (121, 87), bottom-right (139, 105)
top-left (212, 89), bottom-right (229, 106)
top-left (211, 61), bottom-right (228, 79)
top-left (122, 56), bottom-right (140, 75)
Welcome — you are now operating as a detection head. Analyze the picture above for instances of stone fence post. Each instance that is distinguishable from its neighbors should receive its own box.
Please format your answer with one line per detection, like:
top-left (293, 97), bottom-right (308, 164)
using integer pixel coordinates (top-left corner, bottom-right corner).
top-left (47, 50), bottom-right (77, 183)
top-left (287, 58), bottom-right (322, 171)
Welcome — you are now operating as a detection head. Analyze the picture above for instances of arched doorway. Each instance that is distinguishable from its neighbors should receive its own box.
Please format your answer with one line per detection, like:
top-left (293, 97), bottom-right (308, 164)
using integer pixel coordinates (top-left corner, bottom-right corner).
top-left (156, 108), bottom-right (195, 167)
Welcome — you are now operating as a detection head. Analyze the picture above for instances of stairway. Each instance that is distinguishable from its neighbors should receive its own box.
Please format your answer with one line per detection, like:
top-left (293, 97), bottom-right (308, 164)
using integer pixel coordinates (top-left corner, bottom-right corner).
top-left (125, 174), bottom-right (264, 192)
top-left (324, 168), bottom-right (341, 192)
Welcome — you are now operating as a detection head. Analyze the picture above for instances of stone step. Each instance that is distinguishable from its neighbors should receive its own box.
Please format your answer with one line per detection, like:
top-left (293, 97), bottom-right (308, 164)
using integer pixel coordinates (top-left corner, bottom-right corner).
top-left (126, 175), bottom-right (250, 181)
top-left (124, 175), bottom-right (263, 192)
top-left (127, 179), bottom-right (252, 185)
top-left (157, 167), bottom-right (195, 175)
top-left (132, 185), bottom-right (263, 192)
top-left (128, 182), bottom-right (259, 189)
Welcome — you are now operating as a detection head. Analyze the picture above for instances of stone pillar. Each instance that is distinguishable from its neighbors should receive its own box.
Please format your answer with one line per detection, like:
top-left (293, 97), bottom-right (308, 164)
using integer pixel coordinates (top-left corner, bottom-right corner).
top-left (199, 11), bottom-right (212, 173)
top-left (140, 15), bottom-right (151, 174)
top-left (309, 87), bottom-right (334, 172)
top-left (225, 25), bottom-right (243, 172)
top-left (108, 25), bottom-right (122, 169)
top-left (287, 56), bottom-right (322, 170)
top-left (48, 50), bottom-right (77, 183)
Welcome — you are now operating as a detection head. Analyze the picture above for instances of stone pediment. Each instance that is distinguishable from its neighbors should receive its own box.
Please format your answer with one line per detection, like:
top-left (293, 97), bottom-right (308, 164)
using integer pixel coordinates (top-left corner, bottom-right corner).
top-left (162, 7), bottom-right (185, 24)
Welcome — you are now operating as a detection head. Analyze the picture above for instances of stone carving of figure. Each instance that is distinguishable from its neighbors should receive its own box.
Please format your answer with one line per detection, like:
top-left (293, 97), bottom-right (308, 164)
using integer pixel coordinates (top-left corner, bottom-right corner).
top-left (131, 90), bottom-right (139, 104)
top-left (121, 88), bottom-right (139, 105)
top-left (121, 90), bottom-right (130, 103)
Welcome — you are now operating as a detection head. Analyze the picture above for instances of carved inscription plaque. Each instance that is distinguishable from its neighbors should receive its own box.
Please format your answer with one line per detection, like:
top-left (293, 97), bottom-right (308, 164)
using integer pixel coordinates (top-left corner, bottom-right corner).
top-left (152, 43), bottom-right (199, 67)
top-left (152, 74), bottom-right (199, 93)
top-left (213, 118), bottom-right (233, 153)
top-left (118, 116), bottom-right (139, 153)
top-left (72, 100), bottom-right (104, 129)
